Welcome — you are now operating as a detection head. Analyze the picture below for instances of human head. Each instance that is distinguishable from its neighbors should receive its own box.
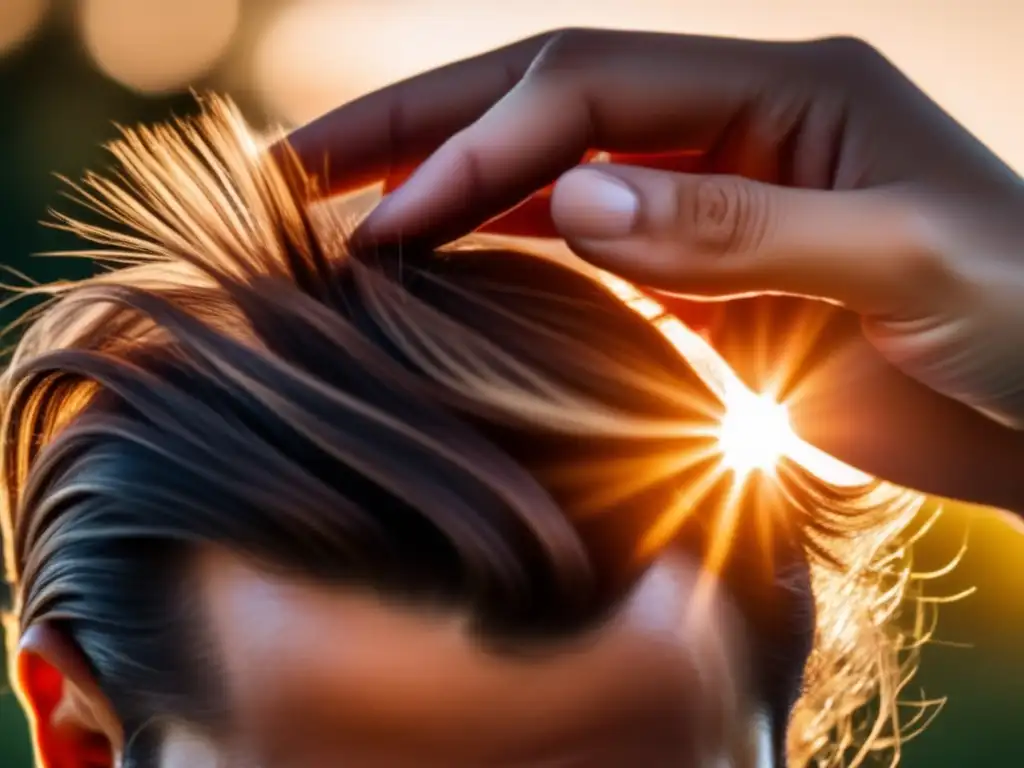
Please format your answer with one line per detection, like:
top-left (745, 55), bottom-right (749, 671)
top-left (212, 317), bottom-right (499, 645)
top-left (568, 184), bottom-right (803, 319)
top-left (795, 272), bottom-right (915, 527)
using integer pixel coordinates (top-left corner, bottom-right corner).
top-left (2, 98), bottom-right (926, 767)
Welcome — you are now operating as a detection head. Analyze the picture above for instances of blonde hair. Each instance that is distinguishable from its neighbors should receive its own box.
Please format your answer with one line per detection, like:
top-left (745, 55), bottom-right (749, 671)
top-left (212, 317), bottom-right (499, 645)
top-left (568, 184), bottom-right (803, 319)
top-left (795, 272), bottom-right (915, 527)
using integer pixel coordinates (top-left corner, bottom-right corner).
top-left (1, 96), bottom-right (944, 767)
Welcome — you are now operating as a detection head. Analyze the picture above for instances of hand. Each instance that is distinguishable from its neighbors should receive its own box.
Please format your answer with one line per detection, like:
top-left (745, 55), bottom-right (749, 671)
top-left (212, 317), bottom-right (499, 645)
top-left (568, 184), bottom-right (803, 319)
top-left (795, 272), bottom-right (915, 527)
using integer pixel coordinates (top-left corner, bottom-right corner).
top-left (287, 29), bottom-right (1024, 512)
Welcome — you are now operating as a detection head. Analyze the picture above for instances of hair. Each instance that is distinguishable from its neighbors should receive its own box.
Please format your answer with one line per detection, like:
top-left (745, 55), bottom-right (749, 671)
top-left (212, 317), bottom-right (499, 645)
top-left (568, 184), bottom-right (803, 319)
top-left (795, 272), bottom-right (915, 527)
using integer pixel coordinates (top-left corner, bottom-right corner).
top-left (0, 96), bottom-right (938, 767)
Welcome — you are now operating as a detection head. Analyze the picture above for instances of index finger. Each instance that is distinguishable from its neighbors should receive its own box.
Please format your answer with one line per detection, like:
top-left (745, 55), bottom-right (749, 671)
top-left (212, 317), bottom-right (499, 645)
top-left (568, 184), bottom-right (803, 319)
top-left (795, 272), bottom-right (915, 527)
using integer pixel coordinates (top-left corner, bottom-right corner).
top-left (354, 30), bottom-right (805, 247)
top-left (283, 32), bottom-right (555, 196)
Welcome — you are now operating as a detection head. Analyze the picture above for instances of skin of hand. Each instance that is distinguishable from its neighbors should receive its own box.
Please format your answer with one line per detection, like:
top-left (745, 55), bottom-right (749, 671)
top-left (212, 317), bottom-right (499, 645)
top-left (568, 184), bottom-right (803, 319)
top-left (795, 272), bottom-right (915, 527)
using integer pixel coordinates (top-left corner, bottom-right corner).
top-left (286, 28), bottom-right (1024, 515)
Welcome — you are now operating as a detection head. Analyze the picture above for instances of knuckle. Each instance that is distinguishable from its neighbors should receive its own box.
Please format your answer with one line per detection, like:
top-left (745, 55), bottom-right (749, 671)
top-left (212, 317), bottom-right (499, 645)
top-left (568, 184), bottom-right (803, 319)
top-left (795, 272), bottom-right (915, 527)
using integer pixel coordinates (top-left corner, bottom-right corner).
top-left (800, 35), bottom-right (891, 91)
top-left (676, 177), bottom-right (769, 256)
top-left (885, 197), bottom-right (956, 291)
top-left (530, 28), bottom-right (606, 77)
top-left (809, 35), bottom-right (882, 66)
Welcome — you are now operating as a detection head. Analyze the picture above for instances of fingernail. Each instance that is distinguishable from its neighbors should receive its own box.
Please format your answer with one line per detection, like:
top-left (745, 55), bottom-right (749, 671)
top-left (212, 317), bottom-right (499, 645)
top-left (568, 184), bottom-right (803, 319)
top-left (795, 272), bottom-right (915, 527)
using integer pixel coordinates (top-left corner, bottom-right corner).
top-left (553, 169), bottom-right (640, 239)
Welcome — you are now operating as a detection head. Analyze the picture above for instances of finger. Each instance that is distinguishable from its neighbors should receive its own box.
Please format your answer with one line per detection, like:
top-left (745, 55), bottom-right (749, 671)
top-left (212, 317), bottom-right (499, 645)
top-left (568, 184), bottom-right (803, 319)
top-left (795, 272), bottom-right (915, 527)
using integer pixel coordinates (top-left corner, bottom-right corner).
top-left (473, 152), bottom-right (711, 239)
top-left (356, 30), bottom-right (806, 245)
top-left (548, 165), bottom-right (944, 316)
top-left (385, 158), bottom-right (558, 238)
top-left (284, 32), bottom-right (555, 195)
top-left (382, 150), bottom-right (605, 195)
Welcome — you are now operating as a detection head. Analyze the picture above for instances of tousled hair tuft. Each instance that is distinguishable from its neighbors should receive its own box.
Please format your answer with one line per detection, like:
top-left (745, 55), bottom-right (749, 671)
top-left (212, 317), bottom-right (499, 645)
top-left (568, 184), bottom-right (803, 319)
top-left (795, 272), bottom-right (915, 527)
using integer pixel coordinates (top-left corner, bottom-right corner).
top-left (1, 96), bottom-right (943, 767)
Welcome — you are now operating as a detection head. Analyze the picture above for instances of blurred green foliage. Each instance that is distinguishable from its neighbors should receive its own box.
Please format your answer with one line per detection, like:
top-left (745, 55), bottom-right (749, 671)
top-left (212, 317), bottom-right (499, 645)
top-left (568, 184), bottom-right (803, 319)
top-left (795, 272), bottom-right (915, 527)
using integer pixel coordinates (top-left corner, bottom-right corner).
top-left (1, 16), bottom-right (1022, 768)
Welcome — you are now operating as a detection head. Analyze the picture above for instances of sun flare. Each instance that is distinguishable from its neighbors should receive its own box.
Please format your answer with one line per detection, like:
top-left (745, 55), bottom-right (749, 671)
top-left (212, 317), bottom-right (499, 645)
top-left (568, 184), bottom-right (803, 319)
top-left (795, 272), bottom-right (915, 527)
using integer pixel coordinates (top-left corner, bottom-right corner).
top-left (717, 384), bottom-right (792, 476)
top-left (597, 273), bottom-right (870, 488)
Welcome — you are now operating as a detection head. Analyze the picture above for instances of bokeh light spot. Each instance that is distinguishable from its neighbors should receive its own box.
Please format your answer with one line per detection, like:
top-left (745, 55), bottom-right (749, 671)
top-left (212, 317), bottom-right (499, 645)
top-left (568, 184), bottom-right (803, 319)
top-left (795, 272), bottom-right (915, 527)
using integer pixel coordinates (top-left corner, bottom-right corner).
top-left (0, 0), bottom-right (49, 57)
top-left (79, 0), bottom-right (240, 94)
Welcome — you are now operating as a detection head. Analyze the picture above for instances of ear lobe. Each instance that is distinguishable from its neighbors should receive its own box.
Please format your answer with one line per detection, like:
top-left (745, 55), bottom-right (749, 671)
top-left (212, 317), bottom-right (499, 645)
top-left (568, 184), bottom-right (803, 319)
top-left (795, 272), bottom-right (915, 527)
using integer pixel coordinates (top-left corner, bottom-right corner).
top-left (16, 623), bottom-right (122, 768)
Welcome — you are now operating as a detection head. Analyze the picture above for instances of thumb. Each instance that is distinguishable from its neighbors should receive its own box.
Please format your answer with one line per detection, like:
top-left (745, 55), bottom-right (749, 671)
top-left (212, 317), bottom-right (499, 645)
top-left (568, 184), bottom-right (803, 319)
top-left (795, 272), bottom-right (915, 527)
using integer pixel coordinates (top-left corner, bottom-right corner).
top-left (550, 165), bottom-right (944, 315)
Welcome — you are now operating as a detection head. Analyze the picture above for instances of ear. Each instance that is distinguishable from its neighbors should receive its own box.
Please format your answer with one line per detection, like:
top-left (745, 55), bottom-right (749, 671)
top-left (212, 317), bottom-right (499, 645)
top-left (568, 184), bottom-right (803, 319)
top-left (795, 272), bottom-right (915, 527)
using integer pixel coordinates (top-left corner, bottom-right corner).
top-left (15, 623), bottom-right (123, 768)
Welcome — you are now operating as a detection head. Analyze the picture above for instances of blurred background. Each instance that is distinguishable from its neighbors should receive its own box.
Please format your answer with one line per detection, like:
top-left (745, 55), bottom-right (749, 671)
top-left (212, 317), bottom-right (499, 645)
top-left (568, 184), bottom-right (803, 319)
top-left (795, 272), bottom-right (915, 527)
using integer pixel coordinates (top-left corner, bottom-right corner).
top-left (0, 1), bottom-right (1022, 765)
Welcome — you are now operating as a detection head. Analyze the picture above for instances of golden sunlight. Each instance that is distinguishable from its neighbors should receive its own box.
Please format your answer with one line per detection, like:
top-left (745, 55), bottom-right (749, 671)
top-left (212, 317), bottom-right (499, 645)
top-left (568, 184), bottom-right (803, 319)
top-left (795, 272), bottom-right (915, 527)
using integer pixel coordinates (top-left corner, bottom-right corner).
top-left (79, 0), bottom-right (239, 94)
top-left (718, 385), bottom-right (791, 475)
top-left (598, 273), bottom-right (871, 488)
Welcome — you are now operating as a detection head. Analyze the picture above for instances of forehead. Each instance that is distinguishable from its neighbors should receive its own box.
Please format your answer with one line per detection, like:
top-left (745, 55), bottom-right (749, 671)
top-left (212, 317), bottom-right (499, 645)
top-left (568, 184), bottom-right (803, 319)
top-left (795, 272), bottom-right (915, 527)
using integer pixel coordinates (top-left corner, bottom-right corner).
top-left (196, 549), bottom-right (755, 767)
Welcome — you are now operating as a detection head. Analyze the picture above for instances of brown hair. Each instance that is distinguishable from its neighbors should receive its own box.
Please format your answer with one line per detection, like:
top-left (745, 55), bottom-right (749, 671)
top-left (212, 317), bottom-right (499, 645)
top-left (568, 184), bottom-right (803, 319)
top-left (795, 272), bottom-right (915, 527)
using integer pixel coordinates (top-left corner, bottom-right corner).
top-left (1, 97), bottom-right (936, 767)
